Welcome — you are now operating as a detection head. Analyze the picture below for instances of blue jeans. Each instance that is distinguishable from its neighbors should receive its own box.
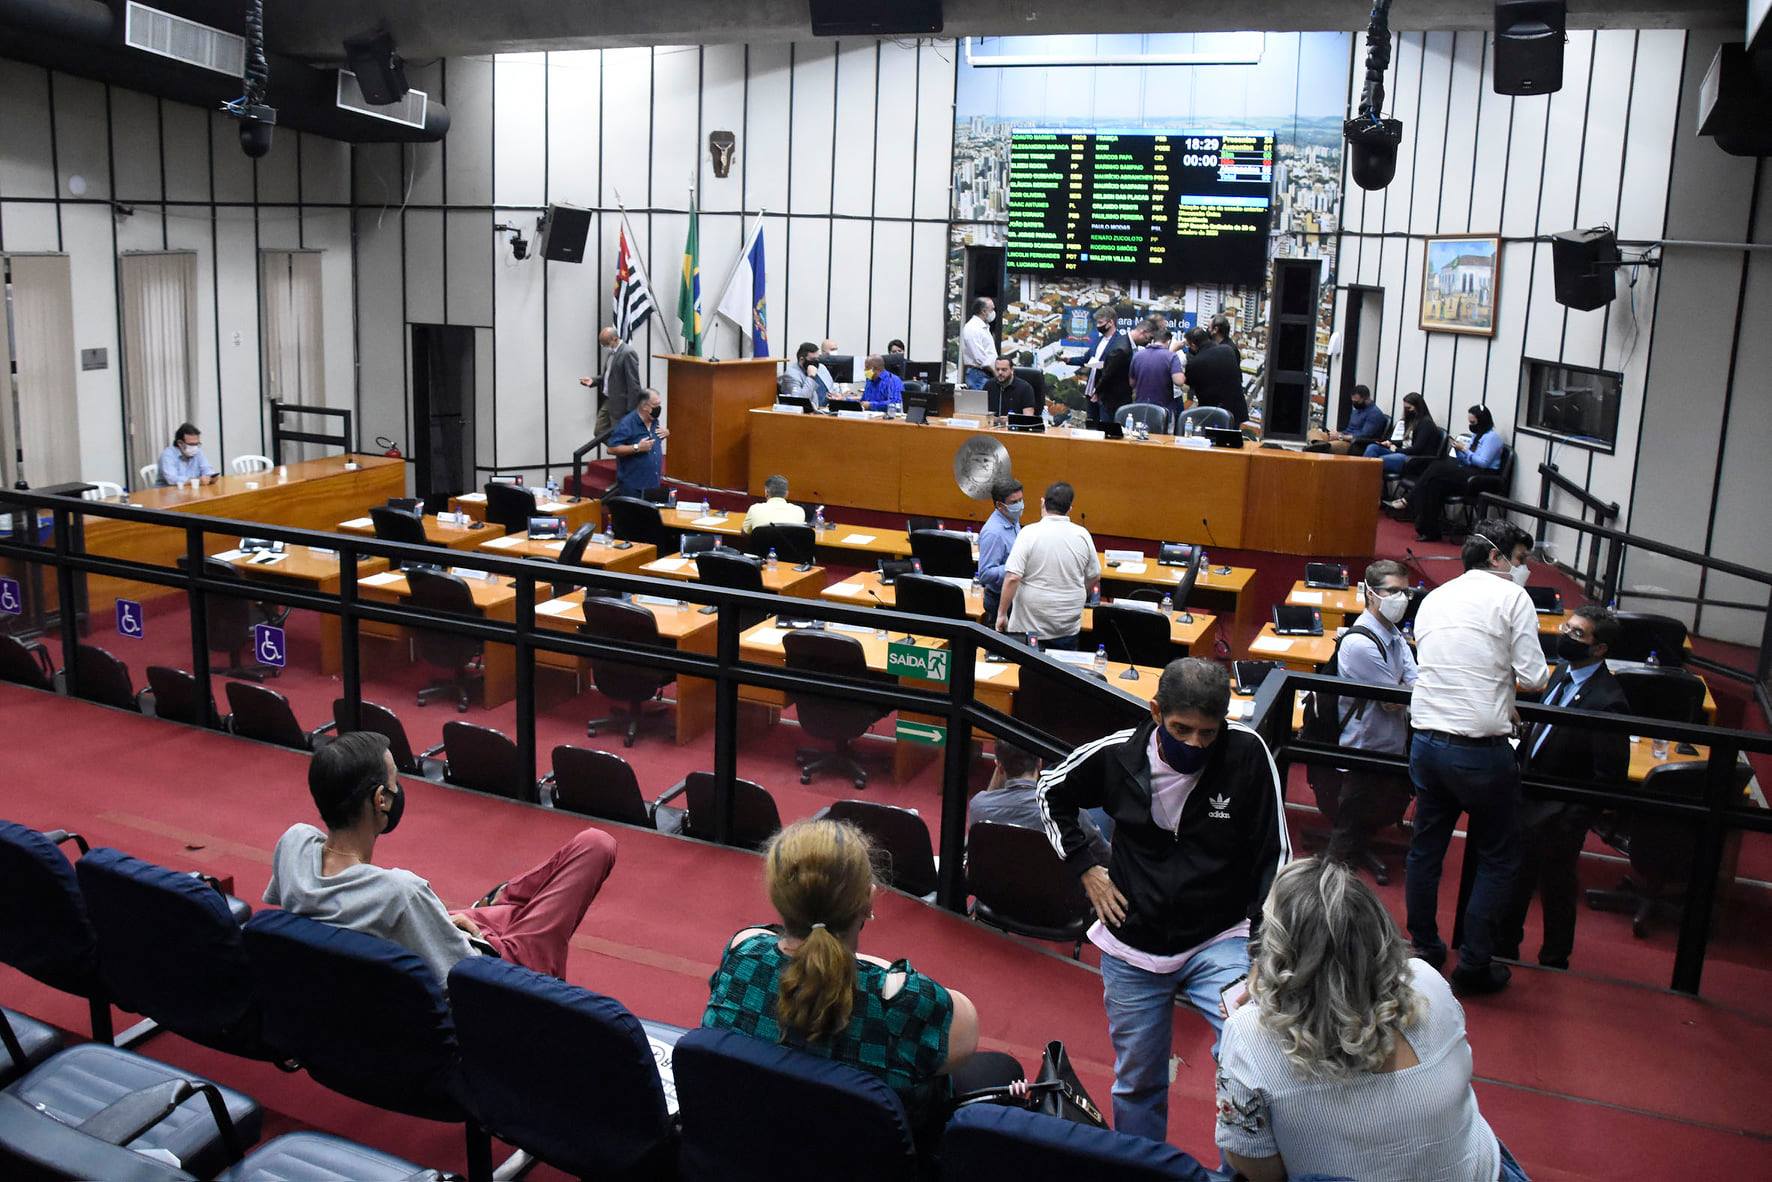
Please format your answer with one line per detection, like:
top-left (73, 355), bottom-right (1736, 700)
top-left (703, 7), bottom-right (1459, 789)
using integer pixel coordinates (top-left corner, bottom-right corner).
top-left (1366, 446), bottom-right (1407, 475)
top-left (1405, 733), bottom-right (1522, 971)
top-left (1499, 1141), bottom-right (1531, 1181)
top-left (964, 366), bottom-right (989, 390)
top-left (1100, 937), bottom-right (1249, 1143)
top-left (1038, 633), bottom-right (1079, 652)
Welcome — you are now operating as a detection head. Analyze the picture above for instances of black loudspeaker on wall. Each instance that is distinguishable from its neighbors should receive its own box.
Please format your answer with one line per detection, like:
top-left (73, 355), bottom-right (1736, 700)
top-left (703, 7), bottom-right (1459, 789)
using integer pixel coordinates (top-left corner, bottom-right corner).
top-left (1264, 258), bottom-right (1320, 439)
top-left (343, 31), bottom-right (408, 106)
top-left (1550, 228), bottom-right (1619, 311)
top-left (539, 205), bottom-right (593, 264)
top-left (1493, 1), bottom-right (1566, 95)
top-left (810, 0), bottom-right (942, 36)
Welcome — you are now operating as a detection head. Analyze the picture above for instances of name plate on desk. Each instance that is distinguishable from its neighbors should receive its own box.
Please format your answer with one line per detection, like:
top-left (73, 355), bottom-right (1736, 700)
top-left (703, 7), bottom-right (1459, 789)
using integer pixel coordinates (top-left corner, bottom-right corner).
top-left (449, 567), bottom-right (498, 582)
top-left (1175, 436), bottom-right (1212, 449)
top-left (1070, 429), bottom-right (1106, 441)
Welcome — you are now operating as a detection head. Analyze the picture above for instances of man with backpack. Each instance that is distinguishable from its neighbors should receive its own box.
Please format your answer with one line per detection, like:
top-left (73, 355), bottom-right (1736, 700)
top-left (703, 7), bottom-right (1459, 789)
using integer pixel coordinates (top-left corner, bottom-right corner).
top-left (1305, 560), bottom-right (1418, 883)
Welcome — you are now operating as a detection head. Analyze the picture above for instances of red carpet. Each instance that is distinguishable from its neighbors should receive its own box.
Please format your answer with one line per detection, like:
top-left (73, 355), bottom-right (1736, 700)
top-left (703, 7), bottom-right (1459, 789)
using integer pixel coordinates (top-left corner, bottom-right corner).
top-left (2, 685), bottom-right (1770, 1179)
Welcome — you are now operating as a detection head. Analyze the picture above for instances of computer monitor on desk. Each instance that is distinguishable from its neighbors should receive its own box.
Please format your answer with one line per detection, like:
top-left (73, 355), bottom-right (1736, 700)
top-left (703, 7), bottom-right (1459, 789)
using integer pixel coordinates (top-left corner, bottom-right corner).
top-left (776, 395), bottom-right (816, 414)
top-left (906, 360), bottom-right (944, 385)
top-left (826, 396), bottom-right (865, 415)
top-left (822, 354), bottom-right (855, 384)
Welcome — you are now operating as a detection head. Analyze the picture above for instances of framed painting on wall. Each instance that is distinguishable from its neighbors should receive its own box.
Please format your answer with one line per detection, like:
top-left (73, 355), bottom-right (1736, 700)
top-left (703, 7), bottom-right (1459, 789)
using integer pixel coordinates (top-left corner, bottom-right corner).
top-left (1420, 235), bottom-right (1500, 336)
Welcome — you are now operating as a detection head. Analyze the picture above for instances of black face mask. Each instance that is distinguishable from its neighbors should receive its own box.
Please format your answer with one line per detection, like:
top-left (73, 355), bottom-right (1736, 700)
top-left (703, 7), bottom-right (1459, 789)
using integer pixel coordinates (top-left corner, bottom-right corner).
top-left (379, 784), bottom-right (405, 835)
top-left (1403, 407), bottom-right (1417, 420)
top-left (1555, 635), bottom-right (1594, 664)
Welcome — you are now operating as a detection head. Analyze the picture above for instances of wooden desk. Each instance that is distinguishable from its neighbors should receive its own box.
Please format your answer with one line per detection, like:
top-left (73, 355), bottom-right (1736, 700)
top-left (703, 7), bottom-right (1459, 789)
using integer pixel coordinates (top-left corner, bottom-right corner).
top-left (1098, 553), bottom-right (1256, 650)
top-left (218, 546), bottom-right (390, 675)
top-left (476, 532), bottom-right (657, 572)
top-left (448, 492), bottom-right (602, 534)
top-left (358, 570), bottom-right (517, 708)
top-left (1285, 581), bottom-right (1366, 629)
top-left (659, 354), bottom-right (780, 489)
top-left (658, 506), bottom-right (745, 542)
top-left (1248, 623), bottom-right (1338, 670)
top-left (747, 410), bottom-right (1380, 556)
top-left (336, 514), bottom-right (504, 551)
top-left (81, 455), bottom-right (406, 605)
top-left (535, 589), bottom-right (718, 744)
top-left (637, 555), bottom-right (827, 598)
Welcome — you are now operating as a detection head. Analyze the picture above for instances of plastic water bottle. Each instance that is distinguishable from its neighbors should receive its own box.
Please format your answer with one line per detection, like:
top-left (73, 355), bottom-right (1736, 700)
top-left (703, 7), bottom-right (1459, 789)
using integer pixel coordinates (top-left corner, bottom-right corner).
top-left (1199, 549), bottom-right (1210, 575)
top-left (680, 533), bottom-right (690, 555)
top-left (1094, 644), bottom-right (1109, 674)
top-left (1356, 580), bottom-right (1367, 607)
top-left (967, 527), bottom-right (978, 549)
top-left (767, 548), bottom-right (779, 572)
top-left (815, 504), bottom-right (827, 532)
top-left (1161, 592), bottom-right (1174, 617)
top-left (1185, 418), bottom-right (1197, 437)
top-left (1645, 649), bottom-right (1661, 668)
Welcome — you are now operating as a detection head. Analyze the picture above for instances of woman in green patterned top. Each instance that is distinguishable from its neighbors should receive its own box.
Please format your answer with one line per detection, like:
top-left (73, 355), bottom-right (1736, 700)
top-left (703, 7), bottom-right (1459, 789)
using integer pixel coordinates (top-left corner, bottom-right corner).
top-left (702, 818), bottom-right (1024, 1128)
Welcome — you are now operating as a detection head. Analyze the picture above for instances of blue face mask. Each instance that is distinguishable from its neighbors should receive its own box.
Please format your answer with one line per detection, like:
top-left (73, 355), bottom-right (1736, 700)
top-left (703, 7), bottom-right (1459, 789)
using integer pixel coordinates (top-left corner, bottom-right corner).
top-left (1155, 724), bottom-right (1210, 774)
top-left (1000, 499), bottom-right (1025, 520)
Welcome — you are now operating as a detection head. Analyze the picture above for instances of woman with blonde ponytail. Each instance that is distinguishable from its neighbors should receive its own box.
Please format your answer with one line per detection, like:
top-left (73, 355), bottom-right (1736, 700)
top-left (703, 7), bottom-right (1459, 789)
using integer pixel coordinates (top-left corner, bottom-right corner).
top-left (1214, 858), bottom-right (1528, 1181)
top-left (703, 819), bottom-right (1022, 1129)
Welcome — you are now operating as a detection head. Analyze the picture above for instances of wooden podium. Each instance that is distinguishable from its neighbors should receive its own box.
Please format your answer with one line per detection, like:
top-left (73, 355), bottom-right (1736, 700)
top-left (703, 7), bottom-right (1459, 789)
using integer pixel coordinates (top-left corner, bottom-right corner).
top-left (658, 354), bottom-right (780, 490)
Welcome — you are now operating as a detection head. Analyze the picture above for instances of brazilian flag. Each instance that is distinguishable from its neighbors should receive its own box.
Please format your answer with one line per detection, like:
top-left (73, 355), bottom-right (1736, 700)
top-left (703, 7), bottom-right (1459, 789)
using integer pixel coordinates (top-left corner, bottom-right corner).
top-left (678, 192), bottom-right (702, 356)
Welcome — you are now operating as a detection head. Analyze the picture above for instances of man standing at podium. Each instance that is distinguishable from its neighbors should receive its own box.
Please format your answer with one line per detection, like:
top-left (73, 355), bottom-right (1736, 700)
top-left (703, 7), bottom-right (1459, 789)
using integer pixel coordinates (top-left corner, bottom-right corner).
top-left (608, 388), bottom-right (669, 501)
top-left (581, 326), bottom-right (642, 442)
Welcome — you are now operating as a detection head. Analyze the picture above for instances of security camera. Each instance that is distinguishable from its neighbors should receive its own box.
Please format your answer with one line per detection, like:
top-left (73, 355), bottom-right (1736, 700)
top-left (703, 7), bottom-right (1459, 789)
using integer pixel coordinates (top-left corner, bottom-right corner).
top-left (495, 222), bottom-right (529, 260)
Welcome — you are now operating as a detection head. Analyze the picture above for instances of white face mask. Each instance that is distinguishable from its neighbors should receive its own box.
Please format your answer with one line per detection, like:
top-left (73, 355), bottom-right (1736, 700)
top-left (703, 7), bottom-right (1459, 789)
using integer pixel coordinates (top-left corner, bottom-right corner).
top-left (1376, 589), bottom-right (1409, 624)
top-left (985, 311), bottom-right (996, 324)
top-left (180, 443), bottom-right (198, 458)
top-left (1510, 562), bottom-right (1530, 587)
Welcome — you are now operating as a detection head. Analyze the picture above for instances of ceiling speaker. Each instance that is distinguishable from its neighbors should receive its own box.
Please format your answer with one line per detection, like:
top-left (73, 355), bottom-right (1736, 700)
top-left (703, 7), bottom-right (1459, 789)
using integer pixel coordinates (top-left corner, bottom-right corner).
top-left (809, 0), bottom-right (942, 37)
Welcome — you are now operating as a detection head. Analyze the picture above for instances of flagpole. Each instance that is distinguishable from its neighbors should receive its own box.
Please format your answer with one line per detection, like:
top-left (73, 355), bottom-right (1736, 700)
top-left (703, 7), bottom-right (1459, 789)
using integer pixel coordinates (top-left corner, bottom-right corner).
top-left (613, 190), bottom-right (680, 353)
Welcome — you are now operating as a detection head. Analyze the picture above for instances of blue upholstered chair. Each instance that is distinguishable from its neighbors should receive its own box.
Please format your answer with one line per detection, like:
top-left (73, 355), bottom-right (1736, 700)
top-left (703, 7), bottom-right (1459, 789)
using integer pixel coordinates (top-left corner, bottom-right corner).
top-left (0, 1007), bottom-right (61, 1086)
top-left (0, 821), bottom-right (113, 1041)
top-left (450, 956), bottom-right (683, 1178)
top-left (942, 1103), bottom-right (1215, 1180)
top-left (672, 1026), bottom-right (916, 1182)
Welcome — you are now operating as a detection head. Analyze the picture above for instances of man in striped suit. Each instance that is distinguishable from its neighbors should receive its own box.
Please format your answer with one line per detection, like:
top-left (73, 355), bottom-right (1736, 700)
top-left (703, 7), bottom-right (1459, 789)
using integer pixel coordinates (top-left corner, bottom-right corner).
top-left (1036, 658), bottom-right (1290, 1143)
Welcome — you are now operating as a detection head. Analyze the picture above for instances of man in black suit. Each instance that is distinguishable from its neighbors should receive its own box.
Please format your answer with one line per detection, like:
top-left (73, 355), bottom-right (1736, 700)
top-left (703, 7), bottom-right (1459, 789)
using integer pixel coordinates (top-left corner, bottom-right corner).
top-left (1182, 327), bottom-right (1248, 427)
top-left (1498, 604), bottom-right (1630, 969)
top-left (1082, 307), bottom-right (1133, 423)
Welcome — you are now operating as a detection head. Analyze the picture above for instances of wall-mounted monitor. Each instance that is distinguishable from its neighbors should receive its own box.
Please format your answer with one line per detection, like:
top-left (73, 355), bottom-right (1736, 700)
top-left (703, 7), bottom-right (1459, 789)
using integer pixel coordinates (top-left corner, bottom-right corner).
top-left (1517, 357), bottom-right (1623, 455)
top-left (1005, 129), bottom-right (1275, 284)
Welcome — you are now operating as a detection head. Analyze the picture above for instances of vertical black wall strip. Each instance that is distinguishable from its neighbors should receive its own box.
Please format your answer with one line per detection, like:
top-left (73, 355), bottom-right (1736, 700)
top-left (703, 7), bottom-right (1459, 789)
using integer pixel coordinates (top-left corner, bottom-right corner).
top-left (207, 109), bottom-right (225, 458)
top-left (825, 42), bottom-right (841, 336)
top-left (46, 72), bottom-right (63, 251)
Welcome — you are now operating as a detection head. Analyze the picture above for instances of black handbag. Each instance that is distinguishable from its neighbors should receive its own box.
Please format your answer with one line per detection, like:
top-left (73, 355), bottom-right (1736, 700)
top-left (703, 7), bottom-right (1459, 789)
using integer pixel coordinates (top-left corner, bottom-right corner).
top-left (954, 1039), bottom-right (1108, 1129)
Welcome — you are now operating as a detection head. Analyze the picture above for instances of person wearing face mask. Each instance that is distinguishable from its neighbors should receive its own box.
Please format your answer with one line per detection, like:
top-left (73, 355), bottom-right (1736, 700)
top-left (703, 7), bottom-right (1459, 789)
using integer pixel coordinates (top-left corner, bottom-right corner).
top-left (1404, 518), bottom-right (1549, 995)
top-left (581, 325), bottom-right (642, 442)
top-left (961, 296), bottom-right (998, 391)
top-left (1313, 560), bottom-right (1419, 884)
top-left (157, 423), bottom-right (219, 486)
top-left (1365, 391), bottom-right (1443, 480)
top-left (608, 387), bottom-right (671, 501)
top-left (1035, 658), bottom-right (1290, 1142)
top-left (975, 477), bottom-right (1024, 626)
top-left (1394, 403), bottom-right (1505, 542)
top-left (1312, 384), bottom-right (1390, 454)
top-left (778, 341), bottom-right (830, 407)
top-left (264, 732), bottom-right (618, 984)
top-left (860, 353), bottom-right (904, 412)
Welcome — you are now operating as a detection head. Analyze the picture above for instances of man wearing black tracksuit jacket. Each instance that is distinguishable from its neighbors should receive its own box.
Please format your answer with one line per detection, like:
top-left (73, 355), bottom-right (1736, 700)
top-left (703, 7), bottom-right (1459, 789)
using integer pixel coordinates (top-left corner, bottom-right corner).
top-left (1036, 658), bottom-right (1290, 1143)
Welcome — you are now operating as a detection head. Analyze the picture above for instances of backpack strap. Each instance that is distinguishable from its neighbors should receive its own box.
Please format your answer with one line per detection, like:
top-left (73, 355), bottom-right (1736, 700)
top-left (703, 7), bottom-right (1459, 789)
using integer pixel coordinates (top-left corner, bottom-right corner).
top-left (1332, 624), bottom-right (1388, 730)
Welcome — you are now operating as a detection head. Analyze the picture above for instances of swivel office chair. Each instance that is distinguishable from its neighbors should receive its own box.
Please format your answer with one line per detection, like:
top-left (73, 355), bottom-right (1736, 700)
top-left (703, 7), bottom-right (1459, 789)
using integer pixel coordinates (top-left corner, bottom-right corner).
top-left (782, 630), bottom-right (890, 789)
top-left (579, 596), bottom-right (676, 746)
top-left (405, 568), bottom-right (486, 712)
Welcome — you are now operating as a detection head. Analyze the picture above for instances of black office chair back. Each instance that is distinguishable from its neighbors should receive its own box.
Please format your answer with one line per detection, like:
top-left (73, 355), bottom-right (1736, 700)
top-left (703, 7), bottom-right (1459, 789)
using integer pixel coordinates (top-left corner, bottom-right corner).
top-left (967, 821), bottom-right (1093, 944)
top-left (1612, 667), bottom-right (1708, 724)
top-left (1174, 405), bottom-right (1234, 434)
top-left (550, 745), bottom-right (651, 827)
top-left (177, 556), bottom-right (256, 658)
top-left (1627, 762), bottom-right (1753, 887)
top-left (556, 523), bottom-right (596, 567)
top-left (225, 681), bottom-right (309, 750)
top-left (683, 772), bottom-right (781, 850)
top-left (605, 495), bottom-right (670, 553)
top-left (1611, 613), bottom-right (1690, 666)
top-left (1460, 444), bottom-right (1515, 502)
top-left (1114, 403), bottom-right (1170, 434)
top-left (750, 522), bottom-right (817, 565)
top-left (823, 801), bottom-right (937, 897)
top-left (579, 596), bottom-right (675, 705)
top-left (894, 571), bottom-right (969, 621)
top-left (483, 481), bottom-right (538, 534)
top-left (905, 515), bottom-right (940, 534)
top-left (782, 630), bottom-right (887, 746)
top-left (1012, 366), bottom-right (1046, 403)
top-left (71, 645), bottom-right (137, 710)
top-left (0, 634), bottom-right (55, 691)
top-left (442, 720), bottom-right (529, 801)
top-left (406, 567), bottom-right (485, 675)
top-left (1013, 656), bottom-right (1146, 751)
top-left (1166, 543), bottom-right (1204, 608)
top-left (697, 548), bottom-right (766, 593)
top-left (908, 529), bottom-right (975, 578)
top-left (333, 698), bottom-right (421, 774)
top-left (146, 665), bottom-right (216, 726)
top-left (1092, 603), bottom-right (1171, 667)
top-left (369, 505), bottom-right (429, 547)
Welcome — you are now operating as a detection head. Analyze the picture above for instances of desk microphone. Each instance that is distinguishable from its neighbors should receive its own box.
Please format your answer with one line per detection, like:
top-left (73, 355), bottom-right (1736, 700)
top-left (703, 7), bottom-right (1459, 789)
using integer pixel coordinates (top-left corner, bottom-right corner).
top-left (867, 587), bottom-right (916, 643)
top-left (1096, 607), bottom-right (1141, 681)
top-left (1199, 518), bottom-right (1232, 575)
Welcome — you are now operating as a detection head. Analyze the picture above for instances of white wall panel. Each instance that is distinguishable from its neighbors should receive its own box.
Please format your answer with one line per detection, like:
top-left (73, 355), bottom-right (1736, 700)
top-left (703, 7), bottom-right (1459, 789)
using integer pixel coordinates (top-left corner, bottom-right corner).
top-left (445, 56), bottom-right (494, 206)
top-left (784, 208), bottom-right (831, 349)
top-left (446, 210), bottom-right (493, 326)
top-left (788, 43), bottom-right (836, 216)
top-left (599, 49), bottom-right (652, 208)
top-left (63, 203), bottom-right (123, 483)
top-left (913, 42), bottom-right (955, 221)
top-left (255, 121), bottom-right (299, 205)
top-left (1465, 41), bottom-right (1510, 234)
top-left (832, 43), bottom-right (879, 220)
top-left (1406, 32), bottom-right (1453, 236)
top-left (651, 47), bottom-right (701, 211)
top-left (1616, 30), bottom-right (1684, 241)
top-left (0, 62), bottom-right (54, 198)
top-left (210, 111), bottom-right (255, 204)
top-left (867, 221), bottom-right (913, 354)
top-left (405, 210), bottom-right (445, 324)
top-left (110, 90), bottom-right (162, 205)
top-left (0, 202), bottom-right (59, 251)
top-left (1382, 35), bottom-right (1422, 236)
top-left (355, 208), bottom-right (407, 451)
top-left (827, 220), bottom-right (872, 355)
top-left (162, 102), bottom-right (209, 204)
top-left (494, 208), bottom-right (547, 467)
top-left (700, 44), bottom-right (747, 213)
top-left (493, 54), bottom-right (548, 209)
top-left (300, 132), bottom-right (351, 206)
top-left (1498, 90), bottom-right (1548, 240)
top-left (872, 44), bottom-right (918, 221)
top-left (745, 44), bottom-right (792, 215)
top-left (404, 62), bottom-right (445, 206)
top-left (1436, 31), bottom-right (1484, 234)
top-left (545, 52), bottom-right (602, 208)
top-left (544, 221), bottom-right (604, 469)
top-left (699, 210), bottom-right (746, 358)
top-left (213, 218), bottom-right (262, 462)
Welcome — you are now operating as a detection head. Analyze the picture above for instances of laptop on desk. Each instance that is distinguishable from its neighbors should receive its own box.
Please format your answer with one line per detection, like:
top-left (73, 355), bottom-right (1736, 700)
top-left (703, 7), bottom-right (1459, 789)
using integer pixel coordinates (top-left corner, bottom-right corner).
top-left (1272, 604), bottom-right (1324, 636)
top-left (776, 395), bottom-right (816, 414)
top-left (1304, 562), bottom-right (1349, 590)
top-left (1525, 585), bottom-right (1564, 615)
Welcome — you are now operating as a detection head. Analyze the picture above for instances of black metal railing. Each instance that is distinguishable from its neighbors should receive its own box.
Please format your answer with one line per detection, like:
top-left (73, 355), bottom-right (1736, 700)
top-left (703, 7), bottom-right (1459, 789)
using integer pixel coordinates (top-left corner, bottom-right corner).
top-left (1534, 462), bottom-right (1619, 598)
top-left (270, 401), bottom-right (355, 465)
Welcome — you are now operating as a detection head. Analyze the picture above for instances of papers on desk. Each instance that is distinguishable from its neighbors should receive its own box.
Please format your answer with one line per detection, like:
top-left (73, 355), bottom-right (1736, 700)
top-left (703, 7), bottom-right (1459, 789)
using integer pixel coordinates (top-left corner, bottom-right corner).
top-left (635, 594), bottom-right (681, 607)
top-left (307, 547), bottom-right (336, 558)
top-left (361, 571), bottom-right (405, 587)
top-left (449, 566), bottom-right (498, 582)
top-left (829, 622), bottom-right (875, 634)
top-left (341, 517), bottom-right (375, 529)
top-left (933, 575), bottom-right (973, 590)
top-left (975, 662), bottom-right (1009, 681)
top-left (1249, 636), bottom-right (1294, 655)
top-left (649, 557), bottom-right (691, 573)
top-left (1109, 598), bottom-right (1161, 612)
top-left (539, 502), bottom-right (572, 512)
top-left (1105, 548), bottom-right (1144, 563)
top-left (248, 551), bottom-right (287, 565)
top-left (839, 534), bottom-right (877, 545)
top-left (826, 582), bottom-right (863, 596)
top-left (1048, 649), bottom-right (1096, 667)
top-left (749, 627), bottom-right (787, 646)
top-left (1291, 590), bottom-right (1325, 605)
top-left (1113, 562), bottom-right (1148, 575)
top-left (481, 534), bottom-right (525, 549)
top-left (543, 540), bottom-right (568, 552)
top-left (457, 492), bottom-right (487, 503)
top-left (213, 549), bottom-right (246, 562)
top-left (691, 516), bottom-right (727, 528)
top-left (537, 597), bottom-right (580, 618)
top-left (676, 501), bottom-right (710, 513)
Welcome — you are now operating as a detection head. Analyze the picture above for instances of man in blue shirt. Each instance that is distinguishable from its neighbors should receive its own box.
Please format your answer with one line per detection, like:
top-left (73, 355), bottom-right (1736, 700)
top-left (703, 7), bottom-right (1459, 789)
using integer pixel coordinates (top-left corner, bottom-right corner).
top-left (976, 477), bottom-right (1024, 626)
top-left (860, 354), bottom-right (903, 412)
top-left (158, 422), bottom-right (220, 486)
top-left (1319, 384), bottom-right (1389, 454)
top-left (608, 388), bottom-right (669, 501)
top-left (1129, 318), bottom-right (1183, 411)
top-left (1316, 559), bottom-right (1419, 883)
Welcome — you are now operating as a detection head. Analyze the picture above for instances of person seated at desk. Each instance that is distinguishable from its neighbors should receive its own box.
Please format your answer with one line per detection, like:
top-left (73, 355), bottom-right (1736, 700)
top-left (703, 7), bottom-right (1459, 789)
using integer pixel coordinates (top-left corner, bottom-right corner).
top-left (1312, 384), bottom-right (1390, 455)
top-left (743, 473), bottom-right (808, 535)
top-left (264, 732), bottom-right (619, 984)
top-left (158, 422), bottom-right (220, 486)
top-left (969, 741), bottom-right (1109, 866)
top-left (860, 354), bottom-right (904, 412)
top-left (779, 341), bottom-right (830, 407)
top-left (609, 387), bottom-right (670, 501)
top-left (984, 356), bottom-right (1037, 417)
top-left (1365, 391), bottom-right (1444, 480)
top-left (885, 339), bottom-right (907, 377)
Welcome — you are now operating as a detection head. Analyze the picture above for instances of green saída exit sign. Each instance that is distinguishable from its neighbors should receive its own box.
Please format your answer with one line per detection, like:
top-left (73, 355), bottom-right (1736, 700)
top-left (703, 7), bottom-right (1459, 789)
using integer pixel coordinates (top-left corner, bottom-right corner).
top-left (886, 640), bottom-right (950, 684)
top-left (895, 719), bottom-right (946, 747)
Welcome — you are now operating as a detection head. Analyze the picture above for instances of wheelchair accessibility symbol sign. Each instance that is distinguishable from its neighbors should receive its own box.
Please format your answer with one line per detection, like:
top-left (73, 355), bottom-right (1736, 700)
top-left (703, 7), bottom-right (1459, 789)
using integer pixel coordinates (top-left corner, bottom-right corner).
top-left (116, 598), bottom-right (144, 639)
top-left (0, 577), bottom-right (20, 616)
top-left (253, 623), bottom-right (286, 669)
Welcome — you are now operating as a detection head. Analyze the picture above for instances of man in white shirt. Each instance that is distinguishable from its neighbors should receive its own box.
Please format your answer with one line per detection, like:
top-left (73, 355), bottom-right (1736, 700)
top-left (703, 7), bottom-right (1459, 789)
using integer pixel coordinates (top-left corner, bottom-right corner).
top-left (995, 481), bottom-right (1100, 650)
top-left (1404, 517), bottom-right (1549, 995)
top-left (741, 473), bottom-right (806, 535)
top-left (960, 297), bottom-right (997, 391)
